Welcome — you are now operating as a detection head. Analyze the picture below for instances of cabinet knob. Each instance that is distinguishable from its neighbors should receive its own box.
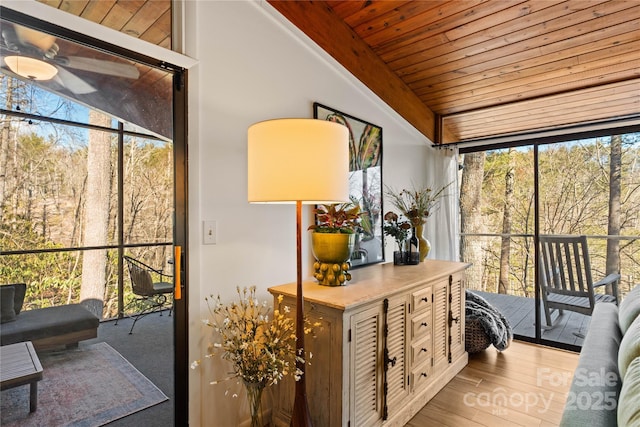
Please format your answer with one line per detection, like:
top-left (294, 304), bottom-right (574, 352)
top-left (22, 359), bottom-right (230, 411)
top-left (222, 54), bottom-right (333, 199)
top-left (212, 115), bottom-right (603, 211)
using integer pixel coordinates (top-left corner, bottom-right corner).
top-left (421, 297), bottom-right (429, 303)
top-left (420, 348), bottom-right (428, 353)
top-left (421, 322), bottom-right (428, 327)
top-left (421, 372), bottom-right (428, 378)
top-left (388, 356), bottom-right (397, 367)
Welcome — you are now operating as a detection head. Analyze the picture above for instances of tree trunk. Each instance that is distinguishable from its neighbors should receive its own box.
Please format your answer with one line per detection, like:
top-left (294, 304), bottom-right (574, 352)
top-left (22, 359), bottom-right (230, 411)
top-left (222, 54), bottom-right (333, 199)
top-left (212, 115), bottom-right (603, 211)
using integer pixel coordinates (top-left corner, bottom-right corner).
top-left (498, 148), bottom-right (515, 294)
top-left (606, 135), bottom-right (622, 295)
top-left (0, 76), bottom-right (13, 223)
top-left (80, 111), bottom-right (112, 318)
top-left (460, 152), bottom-right (486, 291)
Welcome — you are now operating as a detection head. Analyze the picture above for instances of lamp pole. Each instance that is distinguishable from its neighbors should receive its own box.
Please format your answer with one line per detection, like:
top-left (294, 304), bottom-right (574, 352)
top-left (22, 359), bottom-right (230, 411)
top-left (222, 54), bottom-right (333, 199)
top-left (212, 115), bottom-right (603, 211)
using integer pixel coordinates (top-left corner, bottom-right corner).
top-left (290, 200), bottom-right (313, 427)
top-left (247, 118), bottom-right (348, 427)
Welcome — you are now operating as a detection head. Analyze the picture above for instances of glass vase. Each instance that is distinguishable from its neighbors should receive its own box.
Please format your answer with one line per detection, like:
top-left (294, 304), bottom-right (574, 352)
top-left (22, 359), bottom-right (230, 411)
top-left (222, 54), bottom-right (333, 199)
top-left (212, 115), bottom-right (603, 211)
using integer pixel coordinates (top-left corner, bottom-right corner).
top-left (393, 250), bottom-right (405, 265)
top-left (241, 380), bottom-right (267, 427)
top-left (393, 240), bottom-right (407, 265)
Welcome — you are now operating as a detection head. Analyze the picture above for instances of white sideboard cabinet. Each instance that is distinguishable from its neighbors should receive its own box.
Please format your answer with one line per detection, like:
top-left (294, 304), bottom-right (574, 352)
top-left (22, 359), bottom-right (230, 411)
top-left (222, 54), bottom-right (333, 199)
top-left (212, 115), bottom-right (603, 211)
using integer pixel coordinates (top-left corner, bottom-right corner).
top-left (268, 260), bottom-right (469, 427)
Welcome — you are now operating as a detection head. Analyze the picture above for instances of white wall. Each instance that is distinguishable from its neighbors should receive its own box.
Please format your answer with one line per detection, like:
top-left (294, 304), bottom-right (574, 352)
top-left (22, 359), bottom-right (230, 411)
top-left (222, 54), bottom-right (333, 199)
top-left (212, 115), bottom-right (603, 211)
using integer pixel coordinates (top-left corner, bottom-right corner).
top-left (1, 1), bottom-right (455, 424)
top-left (184, 1), bottom-right (453, 425)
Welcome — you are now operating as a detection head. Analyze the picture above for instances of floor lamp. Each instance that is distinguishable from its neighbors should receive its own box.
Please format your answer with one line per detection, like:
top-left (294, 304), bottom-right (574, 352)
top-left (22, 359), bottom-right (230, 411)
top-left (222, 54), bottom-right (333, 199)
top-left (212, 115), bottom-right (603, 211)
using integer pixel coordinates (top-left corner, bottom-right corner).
top-left (247, 118), bottom-right (349, 427)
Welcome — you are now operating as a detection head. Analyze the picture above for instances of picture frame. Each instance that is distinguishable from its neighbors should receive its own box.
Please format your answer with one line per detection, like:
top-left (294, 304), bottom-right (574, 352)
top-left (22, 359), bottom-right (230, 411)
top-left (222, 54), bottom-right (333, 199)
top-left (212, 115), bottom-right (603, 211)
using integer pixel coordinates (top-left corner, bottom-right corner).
top-left (314, 102), bottom-right (385, 267)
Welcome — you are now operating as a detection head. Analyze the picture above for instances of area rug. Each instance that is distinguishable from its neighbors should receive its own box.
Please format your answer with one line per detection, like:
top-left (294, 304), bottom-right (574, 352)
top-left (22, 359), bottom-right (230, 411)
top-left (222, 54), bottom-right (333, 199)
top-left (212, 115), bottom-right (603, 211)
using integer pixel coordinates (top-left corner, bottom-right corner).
top-left (1, 342), bottom-right (168, 426)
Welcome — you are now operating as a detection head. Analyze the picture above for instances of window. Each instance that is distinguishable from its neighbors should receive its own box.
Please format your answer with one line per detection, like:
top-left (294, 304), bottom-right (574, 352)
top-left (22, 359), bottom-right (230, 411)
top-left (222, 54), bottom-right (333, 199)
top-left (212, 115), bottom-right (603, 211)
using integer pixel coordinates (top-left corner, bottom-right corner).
top-left (1, 81), bottom-right (174, 319)
top-left (459, 132), bottom-right (640, 350)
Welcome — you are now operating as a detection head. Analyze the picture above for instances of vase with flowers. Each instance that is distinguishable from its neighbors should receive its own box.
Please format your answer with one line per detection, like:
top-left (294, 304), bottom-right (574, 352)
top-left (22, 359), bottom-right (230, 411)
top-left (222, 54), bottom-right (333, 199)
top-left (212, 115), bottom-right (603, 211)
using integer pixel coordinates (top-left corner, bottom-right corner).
top-left (192, 286), bottom-right (299, 427)
top-left (385, 183), bottom-right (451, 262)
top-left (382, 211), bottom-right (412, 265)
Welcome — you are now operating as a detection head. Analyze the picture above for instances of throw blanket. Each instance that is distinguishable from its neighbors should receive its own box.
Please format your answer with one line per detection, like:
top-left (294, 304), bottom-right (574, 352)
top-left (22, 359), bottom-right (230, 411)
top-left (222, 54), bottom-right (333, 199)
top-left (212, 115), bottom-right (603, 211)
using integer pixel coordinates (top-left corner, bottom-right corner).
top-left (466, 290), bottom-right (513, 351)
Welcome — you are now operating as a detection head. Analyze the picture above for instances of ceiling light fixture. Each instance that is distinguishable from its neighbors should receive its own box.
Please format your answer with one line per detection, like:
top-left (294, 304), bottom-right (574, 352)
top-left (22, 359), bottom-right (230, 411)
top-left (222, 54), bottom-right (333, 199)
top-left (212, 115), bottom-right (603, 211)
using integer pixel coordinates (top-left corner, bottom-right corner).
top-left (4, 55), bottom-right (58, 81)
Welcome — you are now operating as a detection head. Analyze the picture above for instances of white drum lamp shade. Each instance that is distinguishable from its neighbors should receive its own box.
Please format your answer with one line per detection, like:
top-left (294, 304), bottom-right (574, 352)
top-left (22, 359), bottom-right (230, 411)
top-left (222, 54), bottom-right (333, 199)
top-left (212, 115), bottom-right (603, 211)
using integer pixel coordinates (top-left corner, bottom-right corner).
top-left (248, 118), bottom-right (349, 204)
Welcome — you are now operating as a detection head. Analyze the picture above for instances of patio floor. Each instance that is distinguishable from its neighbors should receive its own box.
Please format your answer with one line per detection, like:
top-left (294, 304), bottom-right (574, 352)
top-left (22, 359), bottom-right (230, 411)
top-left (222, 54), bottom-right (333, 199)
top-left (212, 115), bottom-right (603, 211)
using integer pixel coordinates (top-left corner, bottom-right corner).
top-left (471, 290), bottom-right (592, 348)
top-left (83, 310), bottom-right (174, 426)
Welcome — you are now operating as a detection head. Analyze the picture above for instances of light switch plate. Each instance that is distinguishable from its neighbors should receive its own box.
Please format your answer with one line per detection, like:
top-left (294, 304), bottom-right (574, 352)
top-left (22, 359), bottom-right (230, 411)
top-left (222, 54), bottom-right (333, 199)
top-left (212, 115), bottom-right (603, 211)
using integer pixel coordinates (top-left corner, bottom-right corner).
top-left (203, 220), bottom-right (216, 245)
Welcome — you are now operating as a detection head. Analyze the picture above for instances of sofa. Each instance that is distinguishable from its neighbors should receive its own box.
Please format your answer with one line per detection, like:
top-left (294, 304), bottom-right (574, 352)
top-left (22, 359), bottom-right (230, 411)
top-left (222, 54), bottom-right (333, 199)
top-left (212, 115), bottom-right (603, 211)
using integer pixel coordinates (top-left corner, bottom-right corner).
top-left (1, 283), bottom-right (99, 351)
top-left (560, 284), bottom-right (640, 427)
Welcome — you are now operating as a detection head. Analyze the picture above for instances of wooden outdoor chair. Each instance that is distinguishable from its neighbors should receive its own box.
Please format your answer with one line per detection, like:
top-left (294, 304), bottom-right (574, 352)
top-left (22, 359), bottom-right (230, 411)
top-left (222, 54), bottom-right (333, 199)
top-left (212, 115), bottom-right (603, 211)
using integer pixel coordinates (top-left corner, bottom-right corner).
top-left (539, 235), bottom-right (620, 335)
top-left (115, 255), bottom-right (174, 334)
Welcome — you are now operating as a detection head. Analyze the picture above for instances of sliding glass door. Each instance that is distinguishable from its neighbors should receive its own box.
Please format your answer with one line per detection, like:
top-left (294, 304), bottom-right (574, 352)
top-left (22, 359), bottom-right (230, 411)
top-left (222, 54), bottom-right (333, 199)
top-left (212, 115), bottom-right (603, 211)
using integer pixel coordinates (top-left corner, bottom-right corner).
top-left (460, 147), bottom-right (537, 341)
top-left (459, 133), bottom-right (640, 351)
top-left (0, 12), bottom-right (188, 425)
top-left (536, 136), bottom-right (640, 348)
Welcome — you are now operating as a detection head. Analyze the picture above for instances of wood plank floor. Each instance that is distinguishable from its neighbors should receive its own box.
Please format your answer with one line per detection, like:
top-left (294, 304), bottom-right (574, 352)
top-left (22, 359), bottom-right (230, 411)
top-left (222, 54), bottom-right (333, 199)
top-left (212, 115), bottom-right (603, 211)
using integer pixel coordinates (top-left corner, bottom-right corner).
top-left (407, 341), bottom-right (579, 427)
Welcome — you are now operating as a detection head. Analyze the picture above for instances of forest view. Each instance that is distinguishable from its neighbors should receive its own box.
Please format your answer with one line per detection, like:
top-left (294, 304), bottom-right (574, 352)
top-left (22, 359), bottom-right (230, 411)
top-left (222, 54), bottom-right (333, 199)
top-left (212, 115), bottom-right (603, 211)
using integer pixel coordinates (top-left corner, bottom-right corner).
top-left (1, 76), bottom-right (173, 319)
top-left (460, 134), bottom-right (640, 300)
top-left (1, 75), bottom-right (639, 322)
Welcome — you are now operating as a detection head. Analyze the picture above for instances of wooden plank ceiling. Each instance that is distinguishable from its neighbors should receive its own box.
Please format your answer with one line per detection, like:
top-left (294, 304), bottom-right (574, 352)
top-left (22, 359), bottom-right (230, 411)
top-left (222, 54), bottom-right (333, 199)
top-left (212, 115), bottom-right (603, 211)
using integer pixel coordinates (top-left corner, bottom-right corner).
top-left (35, 0), bottom-right (173, 101)
top-left (268, 0), bottom-right (640, 144)
top-left (40, 0), bottom-right (640, 145)
top-left (37, 0), bottom-right (171, 48)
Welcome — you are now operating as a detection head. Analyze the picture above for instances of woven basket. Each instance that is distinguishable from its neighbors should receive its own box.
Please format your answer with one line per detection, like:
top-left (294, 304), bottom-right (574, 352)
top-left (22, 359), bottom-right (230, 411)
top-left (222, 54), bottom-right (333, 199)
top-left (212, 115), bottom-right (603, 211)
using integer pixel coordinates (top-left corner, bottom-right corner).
top-left (465, 317), bottom-right (491, 353)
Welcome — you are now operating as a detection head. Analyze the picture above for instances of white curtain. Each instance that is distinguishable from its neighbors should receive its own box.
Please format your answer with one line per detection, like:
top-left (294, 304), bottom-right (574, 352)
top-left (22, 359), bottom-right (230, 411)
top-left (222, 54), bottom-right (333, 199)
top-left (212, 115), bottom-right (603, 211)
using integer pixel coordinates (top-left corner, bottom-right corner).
top-left (425, 145), bottom-right (460, 261)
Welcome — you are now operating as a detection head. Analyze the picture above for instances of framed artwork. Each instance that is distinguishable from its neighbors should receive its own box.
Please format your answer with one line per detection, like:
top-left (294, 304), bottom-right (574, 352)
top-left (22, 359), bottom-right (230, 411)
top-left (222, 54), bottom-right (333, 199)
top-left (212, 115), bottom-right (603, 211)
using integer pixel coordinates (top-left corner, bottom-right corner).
top-left (314, 102), bottom-right (384, 267)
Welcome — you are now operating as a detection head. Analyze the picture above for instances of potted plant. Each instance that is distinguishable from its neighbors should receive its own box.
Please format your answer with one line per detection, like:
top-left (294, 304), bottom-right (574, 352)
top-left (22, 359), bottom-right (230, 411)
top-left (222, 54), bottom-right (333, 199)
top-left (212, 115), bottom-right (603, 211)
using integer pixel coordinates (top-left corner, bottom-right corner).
top-left (382, 211), bottom-right (412, 265)
top-left (308, 202), bottom-right (362, 286)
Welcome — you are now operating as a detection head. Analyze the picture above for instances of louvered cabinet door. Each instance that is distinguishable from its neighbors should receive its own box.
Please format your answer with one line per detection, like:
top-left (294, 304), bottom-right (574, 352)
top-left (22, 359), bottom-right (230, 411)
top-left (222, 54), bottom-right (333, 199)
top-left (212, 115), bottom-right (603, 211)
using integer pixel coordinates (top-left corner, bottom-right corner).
top-left (449, 273), bottom-right (465, 362)
top-left (385, 294), bottom-right (410, 418)
top-left (269, 260), bottom-right (470, 427)
top-left (349, 305), bottom-right (383, 427)
top-left (432, 279), bottom-right (449, 373)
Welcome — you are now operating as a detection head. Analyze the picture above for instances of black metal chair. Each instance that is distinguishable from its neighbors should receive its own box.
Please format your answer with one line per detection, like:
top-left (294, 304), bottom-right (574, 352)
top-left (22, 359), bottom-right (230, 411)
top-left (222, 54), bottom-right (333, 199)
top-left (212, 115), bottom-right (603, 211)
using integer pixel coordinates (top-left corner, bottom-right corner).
top-left (115, 255), bottom-right (173, 334)
top-left (539, 235), bottom-right (620, 336)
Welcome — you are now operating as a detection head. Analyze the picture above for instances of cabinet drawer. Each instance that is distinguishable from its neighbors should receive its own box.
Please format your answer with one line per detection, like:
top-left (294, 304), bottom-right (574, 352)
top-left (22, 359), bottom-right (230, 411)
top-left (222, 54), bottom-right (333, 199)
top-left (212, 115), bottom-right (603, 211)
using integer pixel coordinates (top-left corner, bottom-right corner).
top-left (411, 309), bottom-right (432, 340)
top-left (411, 287), bottom-right (432, 313)
top-left (411, 360), bottom-right (432, 392)
top-left (411, 335), bottom-right (431, 366)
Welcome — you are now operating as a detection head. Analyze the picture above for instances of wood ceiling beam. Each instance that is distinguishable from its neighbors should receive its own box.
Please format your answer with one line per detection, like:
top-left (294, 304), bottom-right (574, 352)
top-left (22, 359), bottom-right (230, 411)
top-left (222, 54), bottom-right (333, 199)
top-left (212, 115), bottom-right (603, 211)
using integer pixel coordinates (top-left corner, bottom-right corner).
top-left (267, 0), bottom-right (443, 143)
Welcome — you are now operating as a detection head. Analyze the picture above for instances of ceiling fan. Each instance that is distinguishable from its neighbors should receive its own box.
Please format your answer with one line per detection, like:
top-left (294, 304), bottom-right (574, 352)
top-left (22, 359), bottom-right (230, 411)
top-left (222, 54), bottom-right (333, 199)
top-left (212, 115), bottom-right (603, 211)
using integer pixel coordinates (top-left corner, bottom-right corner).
top-left (0, 23), bottom-right (140, 94)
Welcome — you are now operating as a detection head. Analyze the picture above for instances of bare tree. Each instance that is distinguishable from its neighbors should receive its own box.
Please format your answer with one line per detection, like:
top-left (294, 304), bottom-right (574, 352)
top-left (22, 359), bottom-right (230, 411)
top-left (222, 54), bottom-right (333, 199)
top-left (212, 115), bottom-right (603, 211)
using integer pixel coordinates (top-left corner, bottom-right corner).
top-left (460, 152), bottom-right (486, 291)
top-left (539, 144), bottom-right (605, 234)
top-left (80, 111), bottom-right (112, 318)
top-left (0, 76), bottom-right (13, 223)
top-left (606, 135), bottom-right (622, 294)
top-left (498, 148), bottom-right (515, 294)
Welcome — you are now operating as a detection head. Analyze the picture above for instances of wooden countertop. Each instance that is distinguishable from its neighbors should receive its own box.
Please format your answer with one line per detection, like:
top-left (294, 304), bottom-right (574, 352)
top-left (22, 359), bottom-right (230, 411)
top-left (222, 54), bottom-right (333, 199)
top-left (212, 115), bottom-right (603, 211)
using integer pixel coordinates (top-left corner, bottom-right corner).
top-left (268, 259), bottom-right (470, 311)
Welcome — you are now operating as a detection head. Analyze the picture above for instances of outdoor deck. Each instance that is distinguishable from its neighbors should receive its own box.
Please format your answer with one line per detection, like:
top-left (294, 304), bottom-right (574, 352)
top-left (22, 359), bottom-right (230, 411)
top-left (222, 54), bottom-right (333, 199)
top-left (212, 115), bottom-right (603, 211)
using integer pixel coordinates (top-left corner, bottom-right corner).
top-left (471, 290), bottom-right (591, 348)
